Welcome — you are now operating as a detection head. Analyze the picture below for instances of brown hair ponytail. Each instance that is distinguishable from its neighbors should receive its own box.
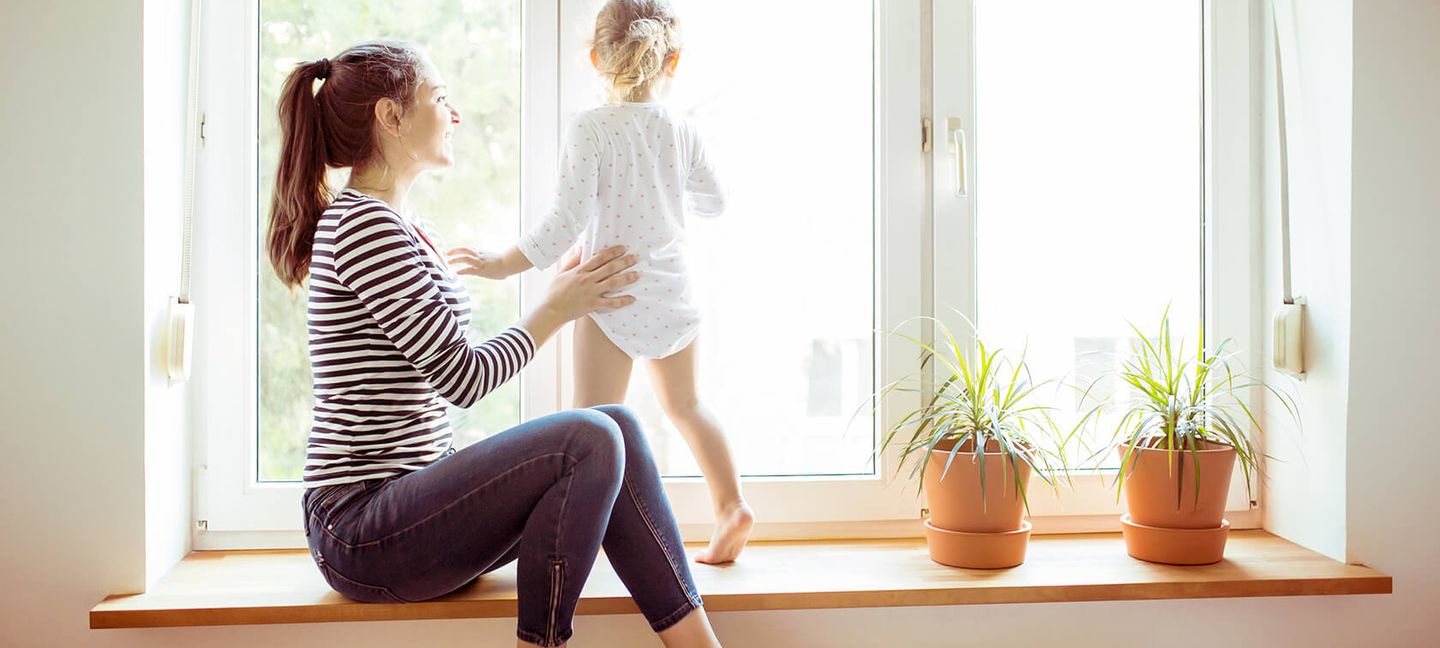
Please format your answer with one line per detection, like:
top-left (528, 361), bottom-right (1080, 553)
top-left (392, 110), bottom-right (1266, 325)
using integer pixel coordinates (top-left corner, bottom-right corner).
top-left (267, 40), bottom-right (425, 288)
top-left (268, 59), bottom-right (330, 288)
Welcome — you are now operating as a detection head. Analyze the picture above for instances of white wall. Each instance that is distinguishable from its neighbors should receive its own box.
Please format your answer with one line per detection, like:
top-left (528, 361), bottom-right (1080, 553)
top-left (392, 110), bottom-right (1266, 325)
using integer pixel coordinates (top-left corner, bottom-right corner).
top-left (1345, 0), bottom-right (1440, 630)
top-left (1258, 0), bottom-right (1352, 561)
top-left (2, 0), bottom-right (1438, 646)
top-left (0, 0), bottom-right (151, 641)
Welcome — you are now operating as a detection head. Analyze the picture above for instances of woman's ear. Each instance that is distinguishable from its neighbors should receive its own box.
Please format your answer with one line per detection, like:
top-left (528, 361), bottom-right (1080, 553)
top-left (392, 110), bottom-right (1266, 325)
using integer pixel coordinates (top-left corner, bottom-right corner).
top-left (665, 50), bottom-right (681, 77)
top-left (374, 97), bottom-right (404, 138)
top-left (589, 48), bottom-right (600, 70)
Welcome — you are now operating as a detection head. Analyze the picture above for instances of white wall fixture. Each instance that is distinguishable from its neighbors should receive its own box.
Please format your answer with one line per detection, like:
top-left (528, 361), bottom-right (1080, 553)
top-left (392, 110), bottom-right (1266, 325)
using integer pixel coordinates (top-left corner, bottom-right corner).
top-left (1270, 0), bottom-right (1305, 378)
top-left (166, 298), bottom-right (195, 382)
top-left (1273, 299), bottom-right (1305, 376)
top-left (167, 0), bottom-right (203, 383)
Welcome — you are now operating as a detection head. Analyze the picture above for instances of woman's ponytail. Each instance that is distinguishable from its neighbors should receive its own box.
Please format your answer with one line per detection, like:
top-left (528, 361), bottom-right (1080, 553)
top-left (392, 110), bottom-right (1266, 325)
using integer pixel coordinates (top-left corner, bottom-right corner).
top-left (267, 59), bottom-right (331, 289)
top-left (265, 41), bottom-right (422, 288)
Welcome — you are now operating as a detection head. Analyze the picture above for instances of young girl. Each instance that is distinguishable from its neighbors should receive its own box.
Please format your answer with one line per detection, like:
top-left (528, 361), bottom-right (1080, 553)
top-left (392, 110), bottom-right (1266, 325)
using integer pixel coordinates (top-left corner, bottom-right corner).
top-left (448, 0), bottom-right (753, 564)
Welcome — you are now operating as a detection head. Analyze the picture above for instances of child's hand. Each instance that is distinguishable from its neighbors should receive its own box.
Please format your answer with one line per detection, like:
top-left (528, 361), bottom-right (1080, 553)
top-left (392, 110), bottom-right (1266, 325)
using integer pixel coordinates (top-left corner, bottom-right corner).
top-left (447, 247), bottom-right (511, 280)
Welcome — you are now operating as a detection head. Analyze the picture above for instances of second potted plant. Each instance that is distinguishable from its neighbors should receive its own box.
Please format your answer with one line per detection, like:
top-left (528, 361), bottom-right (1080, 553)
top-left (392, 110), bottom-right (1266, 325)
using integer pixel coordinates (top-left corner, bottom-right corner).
top-left (1097, 313), bottom-right (1295, 565)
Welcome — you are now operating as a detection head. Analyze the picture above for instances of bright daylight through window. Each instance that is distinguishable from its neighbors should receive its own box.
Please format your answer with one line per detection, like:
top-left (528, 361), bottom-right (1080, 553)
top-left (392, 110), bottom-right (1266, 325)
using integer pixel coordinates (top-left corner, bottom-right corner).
top-left (972, 0), bottom-right (1202, 468)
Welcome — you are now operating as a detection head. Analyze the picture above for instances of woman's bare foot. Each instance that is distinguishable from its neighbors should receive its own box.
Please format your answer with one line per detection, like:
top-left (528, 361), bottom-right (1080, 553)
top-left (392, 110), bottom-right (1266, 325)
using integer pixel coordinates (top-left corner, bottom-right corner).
top-left (694, 500), bottom-right (754, 564)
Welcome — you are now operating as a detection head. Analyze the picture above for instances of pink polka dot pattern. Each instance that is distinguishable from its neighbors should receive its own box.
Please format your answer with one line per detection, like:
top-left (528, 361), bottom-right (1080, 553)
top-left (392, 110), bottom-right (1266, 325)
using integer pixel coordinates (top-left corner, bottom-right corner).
top-left (516, 103), bottom-right (725, 359)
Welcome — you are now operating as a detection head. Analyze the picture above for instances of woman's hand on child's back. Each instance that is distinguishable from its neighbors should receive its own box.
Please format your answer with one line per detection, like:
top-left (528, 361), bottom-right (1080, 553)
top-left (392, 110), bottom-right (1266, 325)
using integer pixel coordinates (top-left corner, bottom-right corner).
top-left (519, 246), bottom-right (639, 347)
top-left (548, 245), bottom-right (639, 318)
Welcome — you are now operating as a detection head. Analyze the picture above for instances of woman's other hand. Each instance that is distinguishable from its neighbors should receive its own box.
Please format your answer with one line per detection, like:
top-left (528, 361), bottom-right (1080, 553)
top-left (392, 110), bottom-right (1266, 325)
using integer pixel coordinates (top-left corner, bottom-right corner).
top-left (520, 245), bottom-right (639, 346)
top-left (546, 245), bottom-right (639, 319)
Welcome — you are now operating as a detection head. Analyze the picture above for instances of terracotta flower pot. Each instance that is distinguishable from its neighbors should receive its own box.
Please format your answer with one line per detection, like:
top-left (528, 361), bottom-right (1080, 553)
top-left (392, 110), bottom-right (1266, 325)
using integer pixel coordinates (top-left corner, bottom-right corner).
top-left (924, 439), bottom-right (1032, 532)
top-left (921, 439), bottom-right (1034, 568)
top-left (1117, 440), bottom-right (1236, 565)
top-left (1118, 440), bottom-right (1236, 529)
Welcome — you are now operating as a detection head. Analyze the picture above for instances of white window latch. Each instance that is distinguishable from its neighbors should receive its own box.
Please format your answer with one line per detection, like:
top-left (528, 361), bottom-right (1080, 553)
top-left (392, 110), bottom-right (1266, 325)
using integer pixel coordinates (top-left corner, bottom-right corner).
top-left (946, 117), bottom-right (968, 198)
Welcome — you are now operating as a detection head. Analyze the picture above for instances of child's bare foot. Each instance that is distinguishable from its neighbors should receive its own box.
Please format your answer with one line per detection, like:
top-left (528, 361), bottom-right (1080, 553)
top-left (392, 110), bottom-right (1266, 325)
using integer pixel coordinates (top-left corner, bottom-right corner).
top-left (694, 500), bottom-right (754, 564)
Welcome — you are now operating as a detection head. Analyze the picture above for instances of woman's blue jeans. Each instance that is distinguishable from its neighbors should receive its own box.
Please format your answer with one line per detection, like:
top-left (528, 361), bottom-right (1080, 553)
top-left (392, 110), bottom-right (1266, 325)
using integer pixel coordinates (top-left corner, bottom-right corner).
top-left (302, 405), bottom-right (703, 646)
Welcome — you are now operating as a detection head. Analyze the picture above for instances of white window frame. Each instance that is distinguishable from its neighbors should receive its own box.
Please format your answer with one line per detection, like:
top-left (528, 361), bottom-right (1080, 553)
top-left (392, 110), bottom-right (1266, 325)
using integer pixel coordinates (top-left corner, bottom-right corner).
top-left (192, 0), bottom-right (1258, 550)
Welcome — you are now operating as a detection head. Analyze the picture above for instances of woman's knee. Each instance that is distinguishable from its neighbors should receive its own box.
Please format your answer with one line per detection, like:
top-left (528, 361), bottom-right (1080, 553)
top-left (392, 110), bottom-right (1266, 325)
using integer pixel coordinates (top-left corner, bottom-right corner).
top-left (557, 408), bottom-right (625, 470)
top-left (590, 405), bottom-right (656, 459)
top-left (591, 404), bottom-right (640, 434)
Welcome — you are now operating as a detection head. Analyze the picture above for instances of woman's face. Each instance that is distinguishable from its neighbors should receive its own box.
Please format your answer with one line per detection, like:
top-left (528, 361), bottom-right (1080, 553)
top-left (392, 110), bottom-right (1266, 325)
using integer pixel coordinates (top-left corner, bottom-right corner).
top-left (398, 60), bottom-right (461, 171)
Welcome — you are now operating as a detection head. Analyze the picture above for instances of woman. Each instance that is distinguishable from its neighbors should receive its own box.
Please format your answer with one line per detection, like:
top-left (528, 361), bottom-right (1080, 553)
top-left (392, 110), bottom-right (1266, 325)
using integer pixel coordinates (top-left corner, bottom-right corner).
top-left (267, 40), bottom-right (722, 648)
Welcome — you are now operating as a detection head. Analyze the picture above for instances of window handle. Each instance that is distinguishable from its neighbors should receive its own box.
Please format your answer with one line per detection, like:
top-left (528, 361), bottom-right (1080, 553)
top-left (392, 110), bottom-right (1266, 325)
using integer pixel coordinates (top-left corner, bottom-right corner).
top-left (946, 117), bottom-right (968, 198)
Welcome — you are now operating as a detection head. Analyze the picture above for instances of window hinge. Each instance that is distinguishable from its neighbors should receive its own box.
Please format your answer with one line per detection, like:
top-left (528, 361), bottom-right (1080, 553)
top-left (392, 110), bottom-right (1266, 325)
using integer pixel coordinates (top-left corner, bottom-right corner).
top-left (199, 112), bottom-right (207, 145)
top-left (196, 519), bottom-right (209, 531)
top-left (921, 117), bottom-right (933, 153)
top-left (919, 507), bottom-right (930, 520)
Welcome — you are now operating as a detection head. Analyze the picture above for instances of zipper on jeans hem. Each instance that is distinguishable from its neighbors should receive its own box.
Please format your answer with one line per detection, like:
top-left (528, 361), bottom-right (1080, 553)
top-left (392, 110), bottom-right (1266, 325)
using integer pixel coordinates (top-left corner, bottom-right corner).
top-left (547, 560), bottom-right (563, 646)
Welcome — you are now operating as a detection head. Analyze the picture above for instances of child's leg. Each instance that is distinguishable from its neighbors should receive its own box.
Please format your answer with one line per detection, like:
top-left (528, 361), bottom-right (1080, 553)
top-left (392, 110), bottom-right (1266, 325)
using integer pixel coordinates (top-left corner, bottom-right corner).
top-left (646, 336), bottom-right (754, 564)
top-left (573, 314), bottom-right (634, 408)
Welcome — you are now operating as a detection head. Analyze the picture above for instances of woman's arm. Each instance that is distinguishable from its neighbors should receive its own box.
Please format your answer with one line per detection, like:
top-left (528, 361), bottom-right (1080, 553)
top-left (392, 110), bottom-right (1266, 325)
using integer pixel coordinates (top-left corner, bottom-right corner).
top-left (332, 206), bottom-right (638, 408)
top-left (331, 207), bottom-right (533, 408)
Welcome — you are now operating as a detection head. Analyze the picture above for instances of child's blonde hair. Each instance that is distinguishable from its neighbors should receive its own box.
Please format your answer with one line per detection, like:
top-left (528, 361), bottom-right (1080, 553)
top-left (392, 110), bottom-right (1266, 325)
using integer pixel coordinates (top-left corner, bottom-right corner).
top-left (592, 0), bottom-right (681, 103)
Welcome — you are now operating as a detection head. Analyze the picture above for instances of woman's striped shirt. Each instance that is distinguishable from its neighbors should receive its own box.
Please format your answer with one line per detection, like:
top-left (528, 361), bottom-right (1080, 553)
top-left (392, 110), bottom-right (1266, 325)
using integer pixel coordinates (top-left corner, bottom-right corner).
top-left (303, 189), bottom-right (535, 487)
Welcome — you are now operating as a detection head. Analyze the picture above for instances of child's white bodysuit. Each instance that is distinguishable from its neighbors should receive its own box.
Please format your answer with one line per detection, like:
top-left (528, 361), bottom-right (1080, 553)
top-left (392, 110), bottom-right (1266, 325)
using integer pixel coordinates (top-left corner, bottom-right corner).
top-left (519, 103), bottom-right (724, 359)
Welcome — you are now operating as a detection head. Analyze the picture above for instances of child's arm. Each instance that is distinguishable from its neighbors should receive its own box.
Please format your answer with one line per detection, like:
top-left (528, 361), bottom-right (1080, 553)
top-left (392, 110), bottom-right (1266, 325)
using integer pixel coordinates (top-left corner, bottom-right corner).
top-left (446, 245), bottom-right (534, 280)
top-left (449, 118), bottom-right (601, 280)
top-left (684, 122), bottom-right (725, 218)
top-left (518, 117), bottom-right (604, 269)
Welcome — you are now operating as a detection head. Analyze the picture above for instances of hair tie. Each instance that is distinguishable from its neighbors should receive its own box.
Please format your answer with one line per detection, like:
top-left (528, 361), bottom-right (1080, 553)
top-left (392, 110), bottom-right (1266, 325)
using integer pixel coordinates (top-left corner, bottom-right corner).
top-left (316, 58), bottom-right (332, 80)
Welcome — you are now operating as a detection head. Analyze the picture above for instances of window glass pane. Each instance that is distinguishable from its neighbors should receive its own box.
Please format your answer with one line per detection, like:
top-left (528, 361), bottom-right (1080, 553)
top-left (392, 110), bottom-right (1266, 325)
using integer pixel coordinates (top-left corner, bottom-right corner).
top-left (257, 0), bottom-right (523, 481)
top-left (615, 0), bottom-right (876, 477)
top-left (973, 0), bottom-right (1202, 466)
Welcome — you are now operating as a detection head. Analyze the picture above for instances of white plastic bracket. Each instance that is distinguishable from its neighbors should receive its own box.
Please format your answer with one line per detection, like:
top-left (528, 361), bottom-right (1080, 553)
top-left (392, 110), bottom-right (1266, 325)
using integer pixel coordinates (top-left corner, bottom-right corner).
top-left (167, 297), bottom-right (195, 383)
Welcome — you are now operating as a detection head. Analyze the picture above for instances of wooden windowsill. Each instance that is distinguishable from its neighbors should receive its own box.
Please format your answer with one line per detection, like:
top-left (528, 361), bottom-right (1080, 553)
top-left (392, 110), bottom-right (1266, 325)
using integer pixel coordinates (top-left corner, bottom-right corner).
top-left (91, 531), bottom-right (1390, 629)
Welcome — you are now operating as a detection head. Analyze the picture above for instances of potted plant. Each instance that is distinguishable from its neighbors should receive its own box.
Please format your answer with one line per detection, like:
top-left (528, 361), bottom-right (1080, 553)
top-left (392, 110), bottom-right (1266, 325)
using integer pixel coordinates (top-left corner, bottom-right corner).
top-left (1096, 312), bottom-right (1296, 565)
top-left (871, 317), bottom-right (1090, 569)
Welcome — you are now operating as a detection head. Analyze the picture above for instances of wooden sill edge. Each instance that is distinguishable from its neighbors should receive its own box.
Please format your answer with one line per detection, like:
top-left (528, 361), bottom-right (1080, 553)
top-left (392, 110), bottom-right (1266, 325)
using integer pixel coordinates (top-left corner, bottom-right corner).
top-left (91, 531), bottom-right (1392, 630)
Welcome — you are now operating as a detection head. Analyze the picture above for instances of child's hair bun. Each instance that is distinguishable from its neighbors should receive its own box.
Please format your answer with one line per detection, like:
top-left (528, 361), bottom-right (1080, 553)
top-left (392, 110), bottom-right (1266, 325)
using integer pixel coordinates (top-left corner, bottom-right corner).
top-left (627, 16), bottom-right (668, 42)
top-left (593, 0), bottom-right (682, 103)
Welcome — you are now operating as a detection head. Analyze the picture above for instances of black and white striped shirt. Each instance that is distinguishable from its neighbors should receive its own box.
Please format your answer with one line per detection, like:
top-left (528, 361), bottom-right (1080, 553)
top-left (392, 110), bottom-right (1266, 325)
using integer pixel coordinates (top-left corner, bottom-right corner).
top-left (303, 189), bottom-right (535, 487)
